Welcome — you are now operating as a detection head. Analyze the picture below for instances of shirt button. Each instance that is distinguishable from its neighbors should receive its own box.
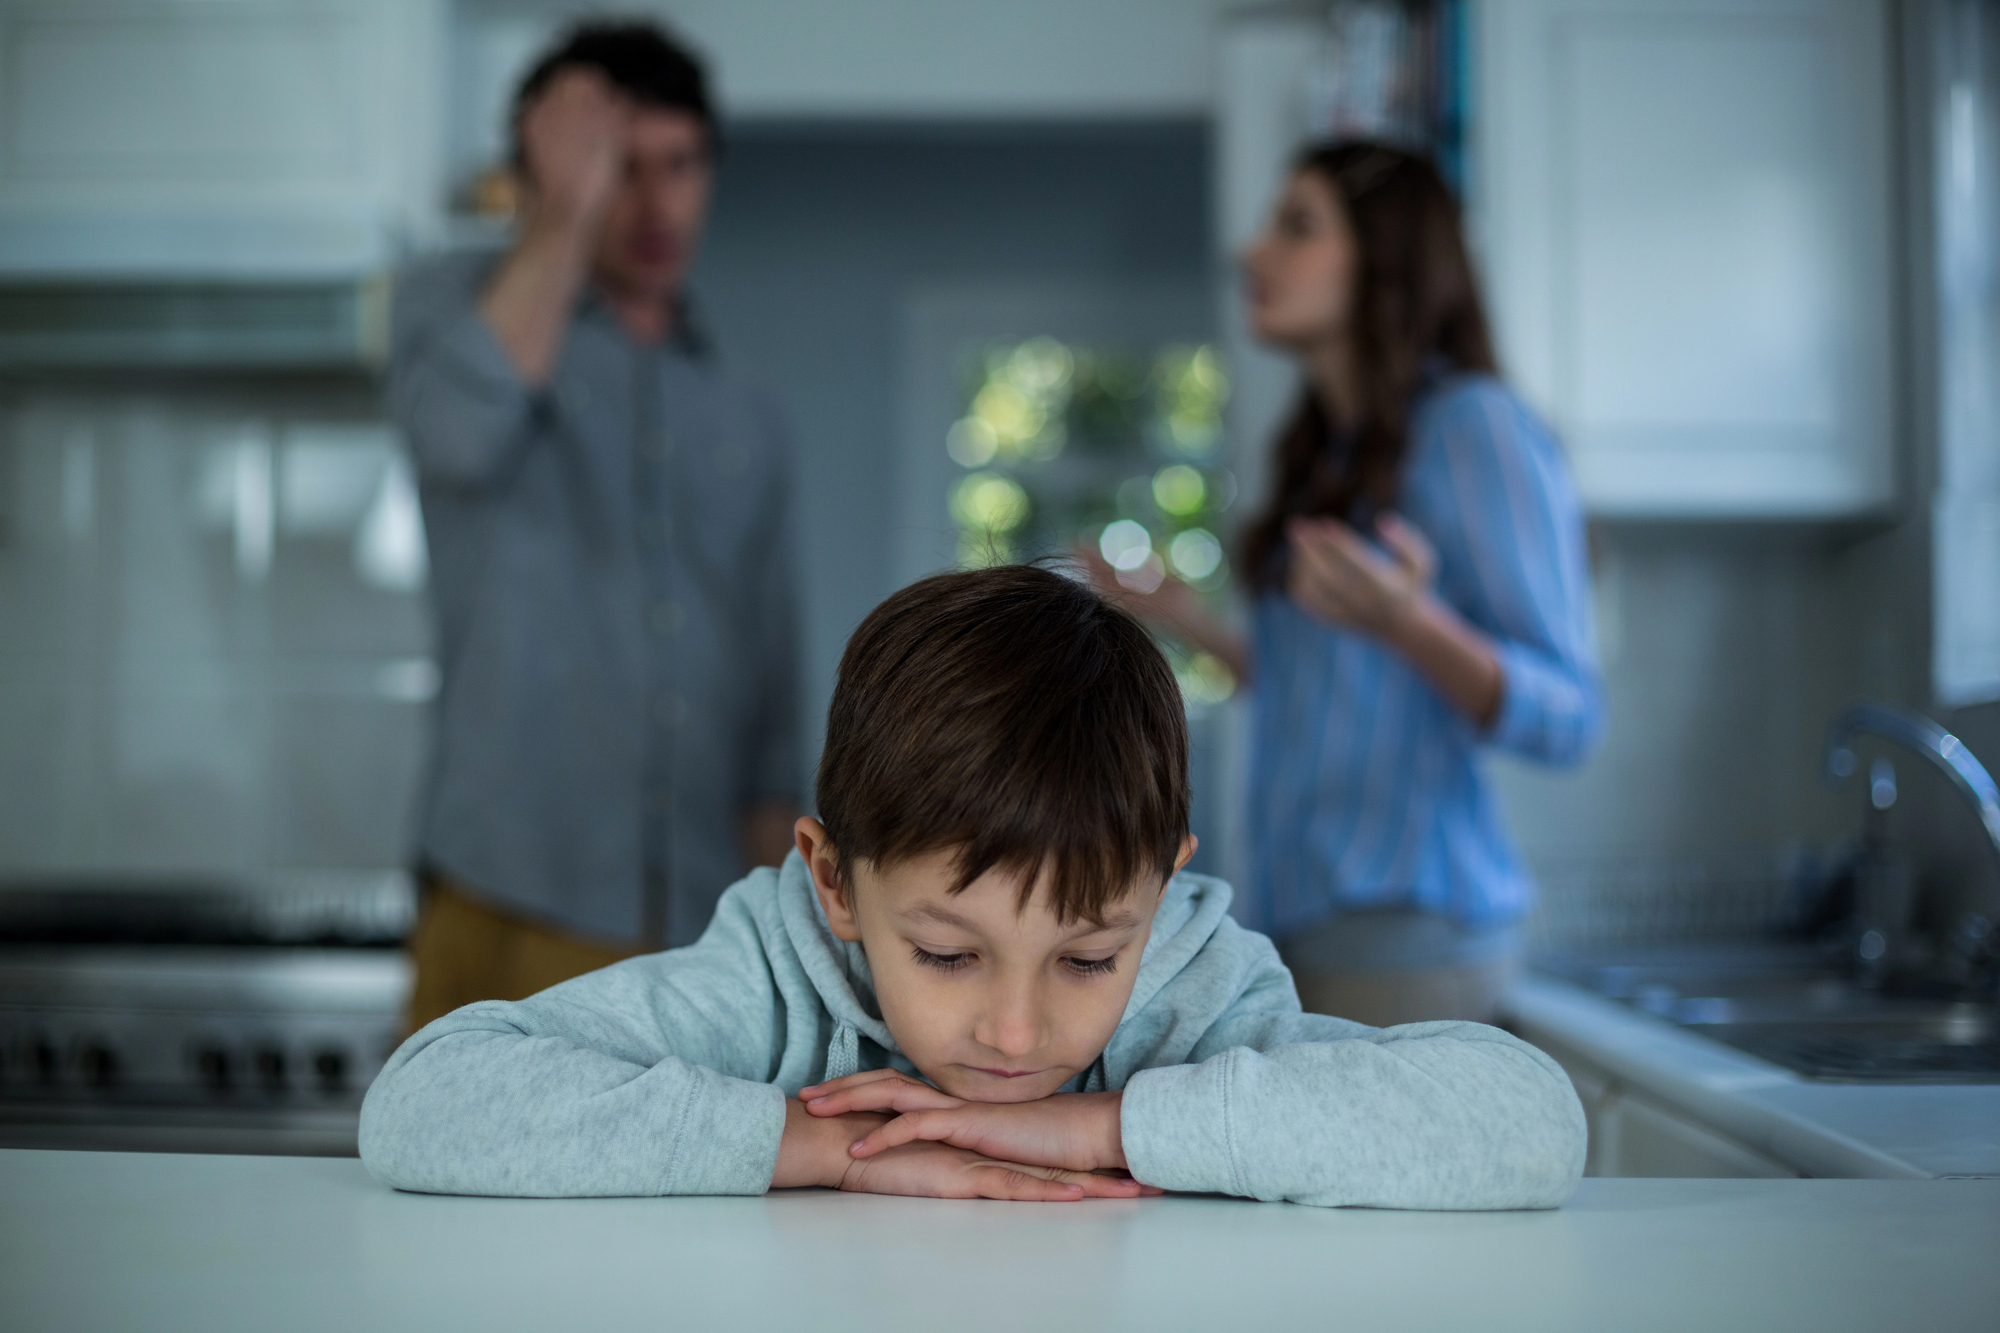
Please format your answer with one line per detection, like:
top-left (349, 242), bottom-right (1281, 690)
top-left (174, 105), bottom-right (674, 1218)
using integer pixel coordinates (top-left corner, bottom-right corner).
top-left (652, 692), bottom-right (686, 727)
top-left (648, 601), bottom-right (683, 636)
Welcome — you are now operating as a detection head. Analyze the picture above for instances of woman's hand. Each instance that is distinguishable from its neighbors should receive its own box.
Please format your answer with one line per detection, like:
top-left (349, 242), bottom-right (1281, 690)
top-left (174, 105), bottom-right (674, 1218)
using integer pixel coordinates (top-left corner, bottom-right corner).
top-left (1075, 545), bottom-right (1253, 684)
top-left (1286, 512), bottom-right (1437, 641)
top-left (799, 1070), bottom-right (1144, 1180)
top-left (1289, 513), bottom-right (1506, 726)
top-left (1075, 544), bottom-right (1207, 634)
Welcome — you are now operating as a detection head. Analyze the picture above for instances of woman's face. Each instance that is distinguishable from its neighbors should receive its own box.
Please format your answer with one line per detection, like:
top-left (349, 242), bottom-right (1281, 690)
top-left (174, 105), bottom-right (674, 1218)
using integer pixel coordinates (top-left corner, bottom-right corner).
top-left (1244, 169), bottom-right (1360, 350)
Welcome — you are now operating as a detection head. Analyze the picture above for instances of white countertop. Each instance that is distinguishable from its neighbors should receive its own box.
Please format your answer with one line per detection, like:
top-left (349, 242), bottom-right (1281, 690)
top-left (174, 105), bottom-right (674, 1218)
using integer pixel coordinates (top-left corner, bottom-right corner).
top-left (1504, 974), bottom-right (2000, 1179)
top-left (2, 1149), bottom-right (1995, 1333)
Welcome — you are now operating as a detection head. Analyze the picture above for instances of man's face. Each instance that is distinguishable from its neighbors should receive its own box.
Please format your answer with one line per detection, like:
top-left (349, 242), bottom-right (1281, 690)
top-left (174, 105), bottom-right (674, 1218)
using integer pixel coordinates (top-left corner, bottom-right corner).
top-left (802, 823), bottom-right (1193, 1104)
top-left (590, 107), bottom-right (712, 305)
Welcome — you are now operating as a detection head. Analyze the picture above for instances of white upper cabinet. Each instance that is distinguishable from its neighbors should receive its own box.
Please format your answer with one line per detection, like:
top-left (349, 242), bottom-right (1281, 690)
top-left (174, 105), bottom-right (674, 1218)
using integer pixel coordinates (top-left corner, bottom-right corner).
top-left (1476, 0), bottom-right (1895, 516)
top-left (0, 0), bottom-right (443, 277)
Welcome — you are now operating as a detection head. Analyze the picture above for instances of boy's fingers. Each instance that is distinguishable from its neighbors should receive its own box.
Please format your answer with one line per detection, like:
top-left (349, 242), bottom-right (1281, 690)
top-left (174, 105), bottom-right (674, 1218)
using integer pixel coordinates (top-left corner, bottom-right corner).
top-left (847, 1108), bottom-right (954, 1157)
top-left (797, 1069), bottom-right (910, 1099)
top-left (807, 1082), bottom-right (960, 1117)
top-left (980, 1168), bottom-right (1085, 1202)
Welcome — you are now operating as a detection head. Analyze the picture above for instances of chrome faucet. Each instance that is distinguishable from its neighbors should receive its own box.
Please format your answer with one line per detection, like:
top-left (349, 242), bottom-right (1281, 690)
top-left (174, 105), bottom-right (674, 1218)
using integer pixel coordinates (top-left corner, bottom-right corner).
top-left (1822, 703), bottom-right (2000, 984)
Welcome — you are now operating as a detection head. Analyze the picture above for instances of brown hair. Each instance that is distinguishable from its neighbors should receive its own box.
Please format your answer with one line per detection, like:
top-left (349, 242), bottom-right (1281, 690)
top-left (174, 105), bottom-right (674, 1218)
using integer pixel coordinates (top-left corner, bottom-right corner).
top-left (1241, 143), bottom-right (1499, 589)
top-left (512, 21), bottom-right (715, 170)
top-left (815, 564), bottom-right (1189, 924)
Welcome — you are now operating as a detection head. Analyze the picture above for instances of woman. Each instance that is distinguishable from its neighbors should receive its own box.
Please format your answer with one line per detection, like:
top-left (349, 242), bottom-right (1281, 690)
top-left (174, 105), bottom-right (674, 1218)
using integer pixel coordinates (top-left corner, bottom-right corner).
top-left (1097, 143), bottom-right (1601, 1026)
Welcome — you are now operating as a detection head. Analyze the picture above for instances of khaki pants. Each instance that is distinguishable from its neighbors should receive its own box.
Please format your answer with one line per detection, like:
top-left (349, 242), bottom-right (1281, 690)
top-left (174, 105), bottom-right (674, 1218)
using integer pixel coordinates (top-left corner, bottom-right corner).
top-left (1279, 909), bottom-right (1522, 1028)
top-left (405, 878), bottom-right (640, 1034)
top-left (1286, 956), bottom-right (1518, 1028)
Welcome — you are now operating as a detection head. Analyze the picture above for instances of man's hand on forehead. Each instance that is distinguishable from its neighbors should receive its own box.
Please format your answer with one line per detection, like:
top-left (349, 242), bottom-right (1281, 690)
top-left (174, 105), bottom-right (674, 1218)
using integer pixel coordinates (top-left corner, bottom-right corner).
top-left (519, 67), bottom-right (631, 232)
top-left (799, 1069), bottom-right (1143, 1184)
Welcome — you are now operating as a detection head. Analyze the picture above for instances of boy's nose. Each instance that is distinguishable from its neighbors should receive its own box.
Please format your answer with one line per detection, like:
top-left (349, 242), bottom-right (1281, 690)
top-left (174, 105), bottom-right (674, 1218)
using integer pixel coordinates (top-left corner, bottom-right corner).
top-left (974, 985), bottom-right (1045, 1059)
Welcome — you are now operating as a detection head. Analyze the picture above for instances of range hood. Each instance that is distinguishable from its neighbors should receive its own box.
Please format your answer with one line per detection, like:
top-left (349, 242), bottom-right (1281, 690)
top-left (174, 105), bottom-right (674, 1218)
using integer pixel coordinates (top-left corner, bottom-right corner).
top-left (0, 278), bottom-right (390, 372)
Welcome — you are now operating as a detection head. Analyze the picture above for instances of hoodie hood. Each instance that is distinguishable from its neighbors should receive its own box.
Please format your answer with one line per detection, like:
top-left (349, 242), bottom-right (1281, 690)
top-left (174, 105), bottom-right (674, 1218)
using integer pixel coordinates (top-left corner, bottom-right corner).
top-left (768, 850), bottom-right (1242, 1091)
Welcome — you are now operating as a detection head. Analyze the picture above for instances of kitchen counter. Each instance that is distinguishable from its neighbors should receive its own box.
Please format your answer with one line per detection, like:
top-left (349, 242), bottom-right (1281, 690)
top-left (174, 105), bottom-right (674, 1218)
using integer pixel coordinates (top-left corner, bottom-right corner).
top-left (1504, 973), bottom-right (2000, 1178)
top-left (2, 1149), bottom-right (1995, 1332)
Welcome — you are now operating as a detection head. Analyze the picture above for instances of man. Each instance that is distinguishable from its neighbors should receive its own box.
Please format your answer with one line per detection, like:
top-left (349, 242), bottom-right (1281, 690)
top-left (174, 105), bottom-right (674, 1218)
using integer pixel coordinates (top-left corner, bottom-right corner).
top-left (389, 22), bottom-right (800, 1030)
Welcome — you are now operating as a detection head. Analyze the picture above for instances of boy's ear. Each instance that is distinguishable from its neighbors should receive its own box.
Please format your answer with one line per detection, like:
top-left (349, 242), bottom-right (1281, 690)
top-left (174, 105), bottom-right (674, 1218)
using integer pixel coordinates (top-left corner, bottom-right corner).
top-left (794, 816), bottom-right (863, 942)
top-left (1173, 834), bottom-right (1198, 876)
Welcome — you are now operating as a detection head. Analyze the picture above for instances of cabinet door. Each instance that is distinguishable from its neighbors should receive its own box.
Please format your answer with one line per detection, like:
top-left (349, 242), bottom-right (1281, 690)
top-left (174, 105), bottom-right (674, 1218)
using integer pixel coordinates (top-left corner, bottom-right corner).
top-left (0, 0), bottom-right (441, 275)
top-left (1476, 0), bottom-right (1894, 516)
top-left (1598, 1086), bottom-right (1800, 1178)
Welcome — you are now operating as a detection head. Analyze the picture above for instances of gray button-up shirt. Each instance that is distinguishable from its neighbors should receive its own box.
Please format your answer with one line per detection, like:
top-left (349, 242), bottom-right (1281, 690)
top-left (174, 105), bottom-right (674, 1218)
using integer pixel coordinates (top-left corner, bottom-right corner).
top-left (388, 252), bottom-right (800, 947)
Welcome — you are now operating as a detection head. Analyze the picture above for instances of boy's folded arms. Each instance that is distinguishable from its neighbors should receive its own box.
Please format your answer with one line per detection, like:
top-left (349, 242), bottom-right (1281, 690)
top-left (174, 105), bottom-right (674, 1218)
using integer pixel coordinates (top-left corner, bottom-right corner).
top-left (775, 1093), bottom-right (1153, 1201)
top-left (802, 1071), bottom-right (1132, 1176)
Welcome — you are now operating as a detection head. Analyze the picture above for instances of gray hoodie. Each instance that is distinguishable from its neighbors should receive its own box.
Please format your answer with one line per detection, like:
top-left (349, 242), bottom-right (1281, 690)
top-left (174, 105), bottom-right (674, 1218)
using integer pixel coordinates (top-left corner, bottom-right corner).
top-left (360, 855), bottom-right (1585, 1208)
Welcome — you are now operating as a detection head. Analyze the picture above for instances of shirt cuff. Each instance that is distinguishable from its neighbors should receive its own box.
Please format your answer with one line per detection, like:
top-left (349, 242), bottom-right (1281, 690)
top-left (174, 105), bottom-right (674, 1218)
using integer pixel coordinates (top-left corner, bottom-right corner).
top-left (659, 1066), bottom-right (788, 1196)
top-left (1118, 1056), bottom-right (1246, 1197)
top-left (1484, 639), bottom-right (1589, 760)
top-left (437, 307), bottom-right (534, 408)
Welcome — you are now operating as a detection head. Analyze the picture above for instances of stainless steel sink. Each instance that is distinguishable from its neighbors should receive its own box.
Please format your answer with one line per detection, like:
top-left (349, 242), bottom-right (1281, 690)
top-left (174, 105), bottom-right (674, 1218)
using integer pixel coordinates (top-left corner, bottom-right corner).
top-left (1545, 945), bottom-right (2000, 1083)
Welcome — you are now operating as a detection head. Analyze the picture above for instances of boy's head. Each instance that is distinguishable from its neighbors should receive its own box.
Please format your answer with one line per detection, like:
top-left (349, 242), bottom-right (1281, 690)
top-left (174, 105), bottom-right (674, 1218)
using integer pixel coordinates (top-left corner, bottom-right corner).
top-left (796, 564), bottom-right (1194, 1103)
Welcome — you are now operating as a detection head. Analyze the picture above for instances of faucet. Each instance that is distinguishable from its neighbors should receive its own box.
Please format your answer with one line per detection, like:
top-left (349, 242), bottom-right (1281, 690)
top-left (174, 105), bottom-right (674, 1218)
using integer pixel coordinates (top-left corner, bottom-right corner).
top-left (1822, 703), bottom-right (2000, 986)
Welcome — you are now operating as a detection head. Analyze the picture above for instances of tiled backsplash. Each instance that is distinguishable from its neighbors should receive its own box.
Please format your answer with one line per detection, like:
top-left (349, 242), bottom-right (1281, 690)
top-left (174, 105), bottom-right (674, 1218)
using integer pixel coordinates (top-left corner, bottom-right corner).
top-left (0, 387), bottom-right (429, 882)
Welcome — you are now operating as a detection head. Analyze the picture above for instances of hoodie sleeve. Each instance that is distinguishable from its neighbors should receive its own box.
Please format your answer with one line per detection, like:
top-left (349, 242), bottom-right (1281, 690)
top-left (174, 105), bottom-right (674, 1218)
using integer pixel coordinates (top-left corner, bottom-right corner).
top-left (1117, 938), bottom-right (1586, 1210)
top-left (358, 879), bottom-right (789, 1197)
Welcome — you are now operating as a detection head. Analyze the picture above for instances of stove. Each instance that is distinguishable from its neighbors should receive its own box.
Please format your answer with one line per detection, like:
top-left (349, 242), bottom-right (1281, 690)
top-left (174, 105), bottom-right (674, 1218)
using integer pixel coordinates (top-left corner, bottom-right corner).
top-left (0, 876), bottom-right (412, 1155)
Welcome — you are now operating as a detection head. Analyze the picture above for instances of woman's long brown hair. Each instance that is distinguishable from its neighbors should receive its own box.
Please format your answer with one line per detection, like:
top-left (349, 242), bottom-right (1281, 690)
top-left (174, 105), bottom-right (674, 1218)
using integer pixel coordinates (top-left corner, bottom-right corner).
top-left (1240, 143), bottom-right (1499, 590)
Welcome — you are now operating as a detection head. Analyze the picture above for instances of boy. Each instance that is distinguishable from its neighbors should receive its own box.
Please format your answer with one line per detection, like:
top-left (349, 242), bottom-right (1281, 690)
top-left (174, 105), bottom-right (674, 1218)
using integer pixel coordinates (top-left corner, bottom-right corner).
top-left (360, 566), bottom-right (1585, 1207)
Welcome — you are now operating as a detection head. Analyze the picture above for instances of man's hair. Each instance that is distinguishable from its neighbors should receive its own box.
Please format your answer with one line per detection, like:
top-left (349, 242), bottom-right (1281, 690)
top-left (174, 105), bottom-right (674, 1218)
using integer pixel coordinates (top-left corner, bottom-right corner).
top-left (511, 20), bottom-right (714, 167)
top-left (816, 564), bottom-right (1190, 925)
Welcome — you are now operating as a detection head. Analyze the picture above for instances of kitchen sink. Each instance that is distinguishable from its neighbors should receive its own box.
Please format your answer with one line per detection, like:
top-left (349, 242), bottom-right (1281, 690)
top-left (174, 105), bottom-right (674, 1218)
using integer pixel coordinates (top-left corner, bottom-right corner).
top-left (1543, 945), bottom-right (2000, 1083)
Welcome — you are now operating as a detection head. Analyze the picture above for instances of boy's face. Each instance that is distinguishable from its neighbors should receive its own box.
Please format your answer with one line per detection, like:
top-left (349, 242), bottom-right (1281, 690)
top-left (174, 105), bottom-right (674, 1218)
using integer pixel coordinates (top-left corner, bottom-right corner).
top-left (797, 819), bottom-right (1195, 1104)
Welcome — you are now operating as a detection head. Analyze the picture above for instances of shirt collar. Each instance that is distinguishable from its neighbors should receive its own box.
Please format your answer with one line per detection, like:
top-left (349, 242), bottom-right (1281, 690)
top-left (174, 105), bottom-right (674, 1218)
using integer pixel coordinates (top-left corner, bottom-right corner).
top-left (575, 284), bottom-right (712, 358)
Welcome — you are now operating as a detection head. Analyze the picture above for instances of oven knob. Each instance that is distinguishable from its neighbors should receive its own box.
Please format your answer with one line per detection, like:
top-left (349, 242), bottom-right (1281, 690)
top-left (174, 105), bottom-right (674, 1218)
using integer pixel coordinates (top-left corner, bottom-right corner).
top-left (193, 1044), bottom-right (232, 1092)
top-left (313, 1048), bottom-right (349, 1092)
top-left (31, 1037), bottom-right (58, 1085)
top-left (253, 1047), bottom-right (287, 1092)
top-left (78, 1041), bottom-right (119, 1089)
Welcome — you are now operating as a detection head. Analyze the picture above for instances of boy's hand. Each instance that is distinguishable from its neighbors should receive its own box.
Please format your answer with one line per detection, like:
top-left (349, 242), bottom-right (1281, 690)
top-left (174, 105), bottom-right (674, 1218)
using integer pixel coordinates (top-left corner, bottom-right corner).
top-left (800, 1070), bottom-right (1138, 1177)
top-left (773, 1095), bottom-right (1146, 1202)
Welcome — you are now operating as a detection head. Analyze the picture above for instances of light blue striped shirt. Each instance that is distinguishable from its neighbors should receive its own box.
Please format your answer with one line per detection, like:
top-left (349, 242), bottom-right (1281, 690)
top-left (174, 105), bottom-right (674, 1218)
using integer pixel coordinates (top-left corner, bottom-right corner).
top-left (1241, 375), bottom-right (1601, 937)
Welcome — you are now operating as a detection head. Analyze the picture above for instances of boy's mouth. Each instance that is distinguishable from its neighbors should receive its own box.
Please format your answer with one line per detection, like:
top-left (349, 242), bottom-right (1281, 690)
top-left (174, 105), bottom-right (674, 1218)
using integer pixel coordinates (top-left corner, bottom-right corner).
top-left (972, 1067), bottom-right (1041, 1079)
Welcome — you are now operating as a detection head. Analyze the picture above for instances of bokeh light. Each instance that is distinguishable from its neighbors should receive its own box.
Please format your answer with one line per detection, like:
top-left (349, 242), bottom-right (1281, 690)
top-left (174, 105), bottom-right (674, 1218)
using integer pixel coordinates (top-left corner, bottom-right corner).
top-left (952, 471), bottom-right (1030, 534)
top-left (946, 416), bottom-right (998, 467)
top-left (1152, 464), bottom-right (1206, 517)
top-left (1168, 527), bottom-right (1223, 581)
top-left (1098, 519), bottom-right (1154, 572)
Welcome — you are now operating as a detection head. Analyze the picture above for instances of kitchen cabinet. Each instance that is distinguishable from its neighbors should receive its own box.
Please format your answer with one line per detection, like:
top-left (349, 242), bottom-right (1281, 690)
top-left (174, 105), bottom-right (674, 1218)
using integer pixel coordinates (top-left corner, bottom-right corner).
top-left (1506, 974), bottom-right (2000, 1179)
top-left (1475, 0), bottom-right (1895, 516)
top-left (1542, 1035), bottom-right (1801, 1177)
top-left (0, 0), bottom-right (444, 276)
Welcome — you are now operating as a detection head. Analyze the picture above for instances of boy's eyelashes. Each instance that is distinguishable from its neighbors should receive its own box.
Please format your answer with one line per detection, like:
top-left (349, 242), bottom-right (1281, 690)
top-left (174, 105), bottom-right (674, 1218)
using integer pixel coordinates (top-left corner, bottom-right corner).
top-left (909, 944), bottom-right (974, 973)
top-left (905, 943), bottom-right (1122, 977)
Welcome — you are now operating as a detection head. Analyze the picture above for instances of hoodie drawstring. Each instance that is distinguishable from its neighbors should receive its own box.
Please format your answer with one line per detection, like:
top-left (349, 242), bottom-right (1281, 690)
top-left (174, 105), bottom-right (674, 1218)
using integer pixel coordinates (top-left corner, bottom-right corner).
top-left (825, 1022), bottom-right (859, 1082)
